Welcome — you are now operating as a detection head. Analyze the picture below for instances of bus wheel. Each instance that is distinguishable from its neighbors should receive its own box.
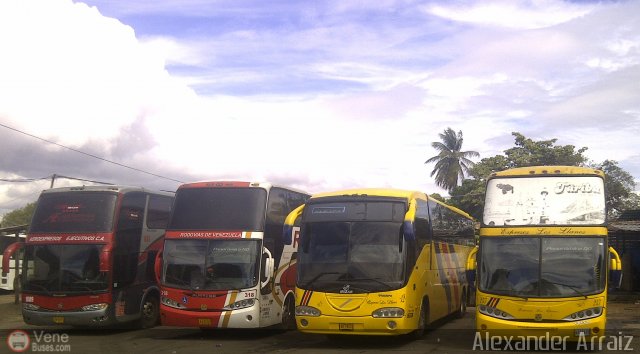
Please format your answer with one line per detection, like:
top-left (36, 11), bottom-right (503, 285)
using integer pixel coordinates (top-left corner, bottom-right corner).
top-left (139, 296), bottom-right (160, 329)
top-left (457, 290), bottom-right (467, 318)
top-left (280, 296), bottom-right (296, 330)
top-left (411, 299), bottom-right (429, 340)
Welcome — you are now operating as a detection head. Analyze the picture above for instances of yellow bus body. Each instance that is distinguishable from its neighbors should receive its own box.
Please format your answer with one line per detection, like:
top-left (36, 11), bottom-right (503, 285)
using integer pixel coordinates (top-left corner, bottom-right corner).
top-left (291, 188), bottom-right (475, 336)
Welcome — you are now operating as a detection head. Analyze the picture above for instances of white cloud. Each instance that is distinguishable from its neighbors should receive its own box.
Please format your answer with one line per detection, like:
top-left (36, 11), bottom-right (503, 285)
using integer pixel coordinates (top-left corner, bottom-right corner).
top-left (425, 0), bottom-right (596, 30)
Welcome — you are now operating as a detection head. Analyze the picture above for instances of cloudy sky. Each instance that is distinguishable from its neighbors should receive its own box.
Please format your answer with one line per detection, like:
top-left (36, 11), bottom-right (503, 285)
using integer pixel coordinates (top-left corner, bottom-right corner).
top-left (1, 0), bottom-right (639, 218)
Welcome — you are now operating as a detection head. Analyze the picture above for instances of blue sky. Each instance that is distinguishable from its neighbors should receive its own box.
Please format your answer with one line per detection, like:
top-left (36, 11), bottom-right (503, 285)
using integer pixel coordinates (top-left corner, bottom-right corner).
top-left (1, 0), bottom-right (639, 216)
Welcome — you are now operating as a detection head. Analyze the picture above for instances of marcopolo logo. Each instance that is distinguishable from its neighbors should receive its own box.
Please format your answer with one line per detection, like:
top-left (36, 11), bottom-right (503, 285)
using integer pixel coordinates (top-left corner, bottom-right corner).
top-left (6, 330), bottom-right (30, 353)
top-left (6, 330), bottom-right (71, 353)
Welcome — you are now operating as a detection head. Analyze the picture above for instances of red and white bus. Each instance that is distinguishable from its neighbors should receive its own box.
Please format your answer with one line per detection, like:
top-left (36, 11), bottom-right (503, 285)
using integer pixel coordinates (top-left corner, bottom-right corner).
top-left (2, 185), bottom-right (174, 328)
top-left (156, 181), bottom-right (309, 329)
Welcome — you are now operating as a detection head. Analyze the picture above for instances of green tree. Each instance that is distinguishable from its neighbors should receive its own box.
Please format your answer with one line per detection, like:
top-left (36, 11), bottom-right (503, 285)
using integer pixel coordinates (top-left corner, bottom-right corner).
top-left (593, 160), bottom-right (638, 217)
top-left (1, 202), bottom-right (36, 228)
top-left (425, 128), bottom-right (479, 192)
top-left (449, 132), bottom-right (590, 219)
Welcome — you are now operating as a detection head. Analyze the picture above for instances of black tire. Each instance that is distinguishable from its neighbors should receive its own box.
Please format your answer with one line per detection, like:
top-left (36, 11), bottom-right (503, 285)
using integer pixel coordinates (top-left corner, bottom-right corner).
top-left (138, 296), bottom-right (160, 329)
top-left (411, 299), bottom-right (429, 340)
top-left (280, 296), bottom-right (296, 330)
top-left (457, 289), bottom-right (467, 318)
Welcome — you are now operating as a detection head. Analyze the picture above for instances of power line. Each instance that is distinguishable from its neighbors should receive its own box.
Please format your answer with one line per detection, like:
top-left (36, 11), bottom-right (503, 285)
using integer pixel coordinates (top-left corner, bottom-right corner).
top-left (0, 122), bottom-right (184, 184)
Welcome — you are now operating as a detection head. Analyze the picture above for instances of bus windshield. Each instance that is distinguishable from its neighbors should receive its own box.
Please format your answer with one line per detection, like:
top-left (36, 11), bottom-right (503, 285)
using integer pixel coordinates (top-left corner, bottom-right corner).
top-left (30, 192), bottom-right (118, 233)
top-left (162, 239), bottom-right (261, 291)
top-left (479, 237), bottom-right (606, 298)
top-left (483, 176), bottom-right (605, 226)
top-left (298, 222), bottom-right (405, 293)
top-left (169, 188), bottom-right (267, 231)
top-left (22, 244), bottom-right (108, 293)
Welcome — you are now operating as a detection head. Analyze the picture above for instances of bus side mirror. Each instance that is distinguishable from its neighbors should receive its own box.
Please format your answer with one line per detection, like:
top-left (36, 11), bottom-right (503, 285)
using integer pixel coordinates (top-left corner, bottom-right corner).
top-left (608, 247), bottom-right (622, 289)
top-left (261, 248), bottom-right (274, 289)
top-left (283, 205), bottom-right (305, 245)
top-left (466, 246), bottom-right (478, 285)
top-left (2, 243), bottom-right (23, 275)
top-left (154, 249), bottom-right (163, 284)
top-left (402, 200), bottom-right (417, 242)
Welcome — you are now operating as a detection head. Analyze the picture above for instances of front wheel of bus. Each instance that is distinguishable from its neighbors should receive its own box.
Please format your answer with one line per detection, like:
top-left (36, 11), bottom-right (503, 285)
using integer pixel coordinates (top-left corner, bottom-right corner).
top-left (139, 296), bottom-right (160, 329)
top-left (411, 299), bottom-right (429, 340)
top-left (280, 296), bottom-right (296, 330)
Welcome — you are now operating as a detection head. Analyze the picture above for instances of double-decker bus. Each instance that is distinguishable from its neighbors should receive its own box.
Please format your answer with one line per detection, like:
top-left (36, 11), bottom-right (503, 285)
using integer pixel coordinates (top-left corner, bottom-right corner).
top-left (284, 188), bottom-right (476, 336)
top-left (2, 186), bottom-right (174, 328)
top-left (475, 166), bottom-right (622, 341)
top-left (156, 181), bottom-right (310, 329)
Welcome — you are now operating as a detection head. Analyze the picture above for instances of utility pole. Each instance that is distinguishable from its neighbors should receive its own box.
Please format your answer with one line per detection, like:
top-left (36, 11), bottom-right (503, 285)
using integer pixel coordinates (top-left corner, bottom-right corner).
top-left (50, 174), bottom-right (57, 189)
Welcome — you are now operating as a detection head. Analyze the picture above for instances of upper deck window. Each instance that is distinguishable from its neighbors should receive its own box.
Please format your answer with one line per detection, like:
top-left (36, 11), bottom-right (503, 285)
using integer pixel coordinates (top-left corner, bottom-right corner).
top-left (30, 192), bottom-right (118, 233)
top-left (483, 176), bottom-right (605, 226)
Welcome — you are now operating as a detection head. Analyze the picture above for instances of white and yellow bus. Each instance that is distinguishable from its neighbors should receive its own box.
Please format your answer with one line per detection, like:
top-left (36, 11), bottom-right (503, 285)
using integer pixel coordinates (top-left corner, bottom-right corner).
top-left (475, 166), bottom-right (622, 342)
top-left (284, 188), bottom-right (475, 336)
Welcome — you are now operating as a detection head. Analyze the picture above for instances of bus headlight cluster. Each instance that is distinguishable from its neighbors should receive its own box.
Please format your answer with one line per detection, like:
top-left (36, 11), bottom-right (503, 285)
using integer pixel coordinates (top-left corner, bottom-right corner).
top-left (223, 299), bottom-right (255, 311)
top-left (295, 305), bottom-right (321, 317)
top-left (372, 307), bottom-right (405, 318)
top-left (478, 305), bottom-right (514, 320)
top-left (161, 296), bottom-right (186, 309)
top-left (81, 303), bottom-right (108, 311)
top-left (563, 307), bottom-right (602, 321)
top-left (23, 303), bottom-right (40, 311)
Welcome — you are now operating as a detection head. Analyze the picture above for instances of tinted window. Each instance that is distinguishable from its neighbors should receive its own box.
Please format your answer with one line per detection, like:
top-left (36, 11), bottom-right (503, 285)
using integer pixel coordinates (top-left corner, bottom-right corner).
top-left (169, 188), bottom-right (267, 231)
top-left (30, 192), bottom-right (117, 233)
top-left (147, 195), bottom-right (173, 229)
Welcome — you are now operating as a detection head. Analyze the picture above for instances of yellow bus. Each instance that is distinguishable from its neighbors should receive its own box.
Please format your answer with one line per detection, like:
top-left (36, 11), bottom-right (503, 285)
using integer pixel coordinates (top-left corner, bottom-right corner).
top-left (475, 166), bottom-right (622, 344)
top-left (283, 188), bottom-right (475, 336)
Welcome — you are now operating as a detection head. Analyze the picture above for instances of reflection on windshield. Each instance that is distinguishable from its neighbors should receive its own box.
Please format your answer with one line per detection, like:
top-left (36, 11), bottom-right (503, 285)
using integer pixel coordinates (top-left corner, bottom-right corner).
top-left (163, 239), bottom-right (260, 290)
top-left (483, 176), bottom-right (605, 226)
top-left (479, 237), bottom-right (606, 297)
top-left (298, 221), bottom-right (404, 293)
top-left (30, 192), bottom-right (117, 233)
top-left (23, 245), bottom-right (108, 293)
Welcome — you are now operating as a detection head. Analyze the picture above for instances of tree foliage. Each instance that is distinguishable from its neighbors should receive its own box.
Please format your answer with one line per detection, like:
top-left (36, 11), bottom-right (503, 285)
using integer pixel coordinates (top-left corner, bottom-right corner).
top-left (425, 128), bottom-right (479, 192)
top-left (1, 202), bottom-right (36, 228)
top-left (449, 132), bottom-right (591, 219)
top-left (593, 160), bottom-right (638, 217)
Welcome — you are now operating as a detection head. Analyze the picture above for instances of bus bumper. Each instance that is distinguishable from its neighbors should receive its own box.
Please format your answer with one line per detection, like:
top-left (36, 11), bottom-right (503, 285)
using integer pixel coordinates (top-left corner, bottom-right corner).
top-left (296, 315), bottom-right (415, 336)
top-left (22, 308), bottom-right (112, 326)
top-left (160, 304), bottom-right (261, 328)
top-left (476, 312), bottom-right (606, 341)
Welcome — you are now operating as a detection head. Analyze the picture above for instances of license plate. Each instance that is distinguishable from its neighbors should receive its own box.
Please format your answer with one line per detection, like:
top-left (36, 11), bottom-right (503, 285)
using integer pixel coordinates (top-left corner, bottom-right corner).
top-left (198, 318), bottom-right (212, 326)
top-left (575, 329), bottom-right (590, 336)
top-left (53, 316), bottom-right (65, 324)
top-left (338, 323), bottom-right (353, 331)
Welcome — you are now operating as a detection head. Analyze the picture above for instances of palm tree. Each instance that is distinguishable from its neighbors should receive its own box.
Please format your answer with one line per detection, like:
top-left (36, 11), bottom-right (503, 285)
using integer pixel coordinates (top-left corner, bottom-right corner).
top-left (425, 128), bottom-right (479, 192)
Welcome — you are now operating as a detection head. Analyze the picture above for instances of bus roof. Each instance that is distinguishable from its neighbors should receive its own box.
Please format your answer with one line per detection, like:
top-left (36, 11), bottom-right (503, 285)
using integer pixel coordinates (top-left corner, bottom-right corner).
top-left (308, 188), bottom-right (475, 221)
top-left (489, 165), bottom-right (604, 178)
top-left (39, 185), bottom-right (174, 197)
top-left (177, 181), bottom-right (309, 195)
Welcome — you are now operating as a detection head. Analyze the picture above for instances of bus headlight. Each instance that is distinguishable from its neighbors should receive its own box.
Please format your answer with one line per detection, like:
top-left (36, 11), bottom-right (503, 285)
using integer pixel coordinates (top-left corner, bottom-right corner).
top-left (161, 296), bottom-right (186, 309)
top-left (81, 303), bottom-right (109, 311)
top-left (295, 305), bottom-right (321, 317)
top-left (563, 307), bottom-right (603, 321)
top-left (372, 307), bottom-right (405, 318)
top-left (478, 305), bottom-right (514, 320)
top-left (23, 303), bottom-right (40, 311)
top-left (223, 299), bottom-right (255, 311)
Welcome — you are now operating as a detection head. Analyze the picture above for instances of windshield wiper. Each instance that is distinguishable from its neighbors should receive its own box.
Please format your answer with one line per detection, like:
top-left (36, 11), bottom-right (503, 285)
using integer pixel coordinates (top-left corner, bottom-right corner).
top-left (299, 272), bottom-right (339, 289)
top-left (543, 280), bottom-right (588, 299)
top-left (24, 282), bottom-right (52, 296)
top-left (343, 277), bottom-right (395, 291)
